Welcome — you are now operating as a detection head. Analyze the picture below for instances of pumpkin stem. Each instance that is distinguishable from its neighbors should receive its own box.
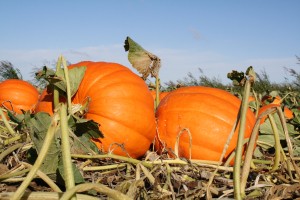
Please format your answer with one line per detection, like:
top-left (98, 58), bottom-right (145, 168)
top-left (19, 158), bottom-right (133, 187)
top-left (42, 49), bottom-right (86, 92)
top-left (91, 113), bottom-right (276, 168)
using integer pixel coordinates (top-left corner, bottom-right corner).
top-left (53, 56), bottom-right (63, 109)
top-left (0, 108), bottom-right (16, 136)
top-left (61, 56), bottom-right (73, 114)
top-left (155, 76), bottom-right (160, 109)
top-left (233, 79), bottom-right (252, 200)
top-left (59, 103), bottom-right (76, 199)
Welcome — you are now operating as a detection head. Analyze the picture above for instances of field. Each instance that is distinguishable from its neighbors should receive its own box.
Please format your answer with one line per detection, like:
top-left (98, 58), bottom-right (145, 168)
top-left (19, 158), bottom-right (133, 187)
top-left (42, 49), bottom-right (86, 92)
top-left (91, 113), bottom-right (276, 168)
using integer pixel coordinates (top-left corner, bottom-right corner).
top-left (0, 41), bottom-right (300, 199)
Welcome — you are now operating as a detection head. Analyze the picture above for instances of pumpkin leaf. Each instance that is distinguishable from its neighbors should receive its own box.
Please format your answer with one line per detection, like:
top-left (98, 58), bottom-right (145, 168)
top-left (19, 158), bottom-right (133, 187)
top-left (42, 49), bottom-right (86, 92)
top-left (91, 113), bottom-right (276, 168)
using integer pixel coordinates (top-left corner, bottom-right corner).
top-left (258, 112), bottom-right (299, 151)
top-left (124, 36), bottom-right (161, 79)
top-left (35, 66), bottom-right (56, 80)
top-left (35, 65), bottom-right (86, 98)
top-left (36, 66), bottom-right (67, 94)
top-left (67, 115), bottom-right (102, 154)
top-left (257, 134), bottom-right (276, 150)
top-left (24, 112), bottom-right (61, 175)
top-left (57, 158), bottom-right (85, 184)
top-left (67, 66), bottom-right (86, 97)
top-left (260, 113), bottom-right (298, 137)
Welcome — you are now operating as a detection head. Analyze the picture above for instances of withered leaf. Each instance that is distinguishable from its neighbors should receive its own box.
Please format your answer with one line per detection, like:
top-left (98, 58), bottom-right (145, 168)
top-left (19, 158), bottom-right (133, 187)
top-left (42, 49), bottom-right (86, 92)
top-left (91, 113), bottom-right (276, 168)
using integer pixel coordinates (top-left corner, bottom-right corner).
top-left (124, 36), bottom-right (161, 79)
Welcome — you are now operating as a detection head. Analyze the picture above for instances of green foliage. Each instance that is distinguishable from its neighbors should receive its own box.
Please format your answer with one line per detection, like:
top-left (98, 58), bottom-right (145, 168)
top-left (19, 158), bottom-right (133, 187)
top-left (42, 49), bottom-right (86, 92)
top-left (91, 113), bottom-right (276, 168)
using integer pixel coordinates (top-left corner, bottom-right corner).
top-left (0, 61), bottom-right (22, 80)
top-left (163, 68), bottom-right (228, 91)
top-left (36, 65), bottom-right (87, 98)
top-left (163, 56), bottom-right (300, 94)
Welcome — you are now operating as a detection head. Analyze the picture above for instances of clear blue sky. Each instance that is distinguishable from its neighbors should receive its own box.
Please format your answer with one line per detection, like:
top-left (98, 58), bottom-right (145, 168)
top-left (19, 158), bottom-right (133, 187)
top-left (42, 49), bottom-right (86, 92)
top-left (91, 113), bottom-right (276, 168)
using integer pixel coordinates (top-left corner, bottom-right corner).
top-left (1, 1), bottom-right (299, 84)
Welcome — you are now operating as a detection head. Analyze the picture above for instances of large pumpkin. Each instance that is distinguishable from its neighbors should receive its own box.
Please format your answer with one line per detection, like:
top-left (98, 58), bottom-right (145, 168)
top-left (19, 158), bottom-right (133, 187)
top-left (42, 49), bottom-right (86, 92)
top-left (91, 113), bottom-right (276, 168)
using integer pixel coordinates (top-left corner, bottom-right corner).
top-left (35, 61), bottom-right (156, 158)
top-left (155, 86), bottom-right (256, 162)
top-left (0, 79), bottom-right (39, 114)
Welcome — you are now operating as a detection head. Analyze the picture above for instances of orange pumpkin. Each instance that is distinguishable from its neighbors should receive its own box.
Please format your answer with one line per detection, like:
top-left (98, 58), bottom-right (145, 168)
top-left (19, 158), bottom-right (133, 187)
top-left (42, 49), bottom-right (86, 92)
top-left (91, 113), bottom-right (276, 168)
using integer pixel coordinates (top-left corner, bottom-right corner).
top-left (35, 61), bottom-right (156, 158)
top-left (0, 79), bottom-right (39, 114)
top-left (155, 86), bottom-right (256, 162)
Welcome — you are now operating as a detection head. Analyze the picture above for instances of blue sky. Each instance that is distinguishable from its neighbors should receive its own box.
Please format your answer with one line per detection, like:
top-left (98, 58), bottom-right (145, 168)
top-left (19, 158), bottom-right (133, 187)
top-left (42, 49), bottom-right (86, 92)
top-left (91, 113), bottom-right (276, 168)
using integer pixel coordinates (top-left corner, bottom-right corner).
top-left (1, 1), bottom-right (299, 84)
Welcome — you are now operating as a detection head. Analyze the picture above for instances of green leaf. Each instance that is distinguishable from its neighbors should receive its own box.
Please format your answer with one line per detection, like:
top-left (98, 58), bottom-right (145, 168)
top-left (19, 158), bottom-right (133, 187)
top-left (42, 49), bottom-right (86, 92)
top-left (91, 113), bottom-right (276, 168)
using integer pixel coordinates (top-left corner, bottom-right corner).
top-left (124, 36), bottom-right (161, 79)
top-left (260, 113), bottom-right (298, 138)
top-left (35, 65), bottom-right (86, 98)
top-left (58, 159), bottom-right (85, 184)
top-left (68, 66), bottom-right (86, 97)
top-left (257, 134), bottom-right (276, 149)
top-left (35, 66), bottom-right (56, 80)
top-left (67, 115), bottom-right (102, 154)
top-left (24, 112), bottom-right (61, 175)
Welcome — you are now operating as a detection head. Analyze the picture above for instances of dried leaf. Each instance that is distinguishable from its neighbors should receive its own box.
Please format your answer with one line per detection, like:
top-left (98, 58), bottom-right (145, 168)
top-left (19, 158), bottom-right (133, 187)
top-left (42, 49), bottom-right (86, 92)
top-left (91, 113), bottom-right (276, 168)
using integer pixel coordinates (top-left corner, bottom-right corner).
top-left (124, 36), bottom-right (161, 79)
top-left (246, 66), bottom-right (256, 83)
top-left (227, 70), bottom-right (245, 86)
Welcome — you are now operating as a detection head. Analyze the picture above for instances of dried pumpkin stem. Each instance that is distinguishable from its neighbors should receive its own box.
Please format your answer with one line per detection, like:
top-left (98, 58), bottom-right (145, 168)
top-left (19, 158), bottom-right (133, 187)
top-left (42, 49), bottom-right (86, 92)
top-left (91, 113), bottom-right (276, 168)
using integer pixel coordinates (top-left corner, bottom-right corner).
top-left (174, 128), bottom-right (192, 159)
top-left (0, 143), bottom-right (23, 163)
top-left (233, 79), bottom-right (251, 200)
top-left (60, 183), bottom-right (132, 200)
top-left (10, 113), bottom-right (59, 200)
top-left (71, 153), bottom-right (153, 168)
top-left (2, 134), bottom-right (21, 146)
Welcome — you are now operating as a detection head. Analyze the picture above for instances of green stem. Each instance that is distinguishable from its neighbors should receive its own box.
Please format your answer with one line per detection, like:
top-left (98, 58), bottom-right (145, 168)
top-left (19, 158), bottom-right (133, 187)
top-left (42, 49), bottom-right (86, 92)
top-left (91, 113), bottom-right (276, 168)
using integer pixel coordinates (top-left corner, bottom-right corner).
top-left (233, 79), bottom-right (251, 200)
top-left (277, 106), bottom-right (300, 179)
top-left (240, 117), bottom-right (261, 194)
top-left (3, 134), bottom-right (22, 145)
top-left (0, 169), bottom-right (30, 181)
top-left (22, 162), bottom-right (62, 192)
top-left (10, 113), bottom-right (59, 200)
top-left (60, 103), bottom-right (76, 199)
top-left (71, 153), bottom-right (153, 168)
top-left (268, 114), bottom-right (281, 172)
top-left (0, 192), bottom-right (100, 200)
top-left (0, 143), bottom-right (23, 162)
top-left (0, 108), bottom-right (16, 136)
top-left (62, 56), bottom-right (72, 114)
top-left (83, 163), bottom-right (126, 171)
top-left (155, 76), bottom-right (160, 109)
top-left (54, 56), bottom-right (63, 109)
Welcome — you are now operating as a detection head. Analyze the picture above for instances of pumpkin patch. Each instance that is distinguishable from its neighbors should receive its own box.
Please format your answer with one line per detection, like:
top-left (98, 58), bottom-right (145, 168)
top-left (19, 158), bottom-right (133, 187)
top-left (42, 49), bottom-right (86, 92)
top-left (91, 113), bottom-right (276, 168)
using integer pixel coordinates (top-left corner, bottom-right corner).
top-left (1, 36), bottom-right (299, 200)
